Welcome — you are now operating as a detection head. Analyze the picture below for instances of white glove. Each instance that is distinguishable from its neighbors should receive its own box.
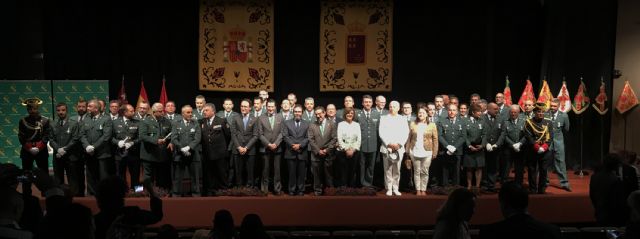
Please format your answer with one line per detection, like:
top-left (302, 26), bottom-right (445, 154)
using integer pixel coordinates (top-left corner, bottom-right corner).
top-left (29, 147), bottom-right (39, 155)
top-left (118, 140), bottom-right (126, 148)
top-left (446, 150), bottom-right (453, 155)
top-left (537, 147), bottom-right (545, 154)
top-left (184, 151), bottom-right (191, 157)
top-left (512, 142), bottom-right (521, 150)
top-left (55, 153), bottom-right (62, 158)
top-left (181, 146), bottom-right (190, 154)
top-left (57, 148), bottom-right (66, 156)
top-left (492, 144), bottom-right (498, 150)
top-left (124, 142), bottom-right (132, 149)
top-left (446, 145), bottom-right (456, 153)
top-left (486, 143), bottom-right (493, 152)
top-left (86, 145), bottom-right (95, 153)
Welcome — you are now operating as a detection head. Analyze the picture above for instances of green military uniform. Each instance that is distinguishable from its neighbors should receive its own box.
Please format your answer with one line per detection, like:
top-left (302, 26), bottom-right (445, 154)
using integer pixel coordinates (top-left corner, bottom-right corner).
top-left (171, 118), bottom-right (202, 196)
top-left (111, 117), bottom-right (141, 188)
top-left (463, 117), bottom-right (487, 168)
top-left (501, 117), bottom-right (527, 185)
top-left (437, 117), bottom-right (466, 186)
top-left (547, 110), bottom-right (570, 188)
top-left (80, 114), bottom-right (113, 195)
top-left (356, 109), bottom-right (380, 187)
top-left (140, 116), bottom-right (173, 190)
top-left (50, 117), bottom-right (84, 195)
top-left (481, 114), bottom-right (504, 191)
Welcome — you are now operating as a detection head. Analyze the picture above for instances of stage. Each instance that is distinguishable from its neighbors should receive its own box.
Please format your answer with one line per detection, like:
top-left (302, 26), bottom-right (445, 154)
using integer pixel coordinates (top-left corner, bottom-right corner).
top-left (65, 170), bottom-right (595, 228)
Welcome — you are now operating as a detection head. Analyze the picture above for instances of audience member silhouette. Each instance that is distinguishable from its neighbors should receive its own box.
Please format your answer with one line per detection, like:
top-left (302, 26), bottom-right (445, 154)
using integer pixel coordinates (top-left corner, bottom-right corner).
top-left (0, 187), bottom-right (33, 239)
top-left (590, 153), bottom-right (629, 226)
top-left (239, 214), bottom-right (271, 239)
top-left (479, 181), bottom-right (562, 239)
top-left (625, 190), bottom-right (640, 239)
top-left (35, 203), bottom-right (94, 239)
top-left (206, 209), bottom-right (237, 239)
top-left (157, 224), bottom-right (179, 239)
top-left (94, 176), bottom-right (163, 239)
top-left (433, 188), bottom-right (476, 239)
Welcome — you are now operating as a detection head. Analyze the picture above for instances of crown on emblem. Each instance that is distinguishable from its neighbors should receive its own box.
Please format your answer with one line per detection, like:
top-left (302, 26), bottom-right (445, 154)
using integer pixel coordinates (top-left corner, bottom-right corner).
top-left (228, 26), bottom-right (246, 41)
top-left (347, 21), bottom-right (366, 33)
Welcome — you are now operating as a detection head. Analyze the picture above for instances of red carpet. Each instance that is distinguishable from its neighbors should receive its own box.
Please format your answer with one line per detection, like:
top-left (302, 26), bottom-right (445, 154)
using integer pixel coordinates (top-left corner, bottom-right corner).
top-left (67, 170), bottom-right (594, 228)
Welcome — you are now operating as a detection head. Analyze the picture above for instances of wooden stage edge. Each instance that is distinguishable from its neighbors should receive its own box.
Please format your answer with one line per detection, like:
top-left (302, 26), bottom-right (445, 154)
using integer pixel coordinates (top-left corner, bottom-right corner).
top-left (25, 169), bottom-right (594, 228)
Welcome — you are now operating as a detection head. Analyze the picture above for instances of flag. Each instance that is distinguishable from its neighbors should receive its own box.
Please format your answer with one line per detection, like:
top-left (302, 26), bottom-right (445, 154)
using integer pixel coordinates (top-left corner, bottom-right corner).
top-left (616, 80), bottom-right (639, 114)
top-left (137, 80), bottom-right (148, 107)
top-left (159, 75), bottom-right (168, 106)
top-left (517, 78), bottom-right (536, 111)
top-left (572, 78), bottom-right (590, 114)
top-left (556, 80), bottom-right (571, 113)
top-left (118, 75), bottom-right (128, 104)
top-left (592, 78), bottom-right (608, 115)
top-left (537, 79), bottom-right (553, 109)
top-left (503, 76), bottom-right (513, 106)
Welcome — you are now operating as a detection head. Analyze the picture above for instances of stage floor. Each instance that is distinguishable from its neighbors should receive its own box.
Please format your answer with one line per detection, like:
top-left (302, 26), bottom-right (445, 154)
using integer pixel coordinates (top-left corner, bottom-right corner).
top-left (63, 170), bottom-right (595, 228)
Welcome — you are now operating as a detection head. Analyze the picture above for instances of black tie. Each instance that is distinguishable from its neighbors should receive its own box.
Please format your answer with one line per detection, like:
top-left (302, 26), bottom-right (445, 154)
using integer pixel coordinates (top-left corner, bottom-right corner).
top-left (59, 120), bottom-right (63, 127)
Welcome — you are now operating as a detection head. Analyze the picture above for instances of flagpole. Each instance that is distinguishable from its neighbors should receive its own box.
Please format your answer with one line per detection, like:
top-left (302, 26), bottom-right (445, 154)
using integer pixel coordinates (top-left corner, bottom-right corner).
top-left (575, 114), bottom-right (585, 177)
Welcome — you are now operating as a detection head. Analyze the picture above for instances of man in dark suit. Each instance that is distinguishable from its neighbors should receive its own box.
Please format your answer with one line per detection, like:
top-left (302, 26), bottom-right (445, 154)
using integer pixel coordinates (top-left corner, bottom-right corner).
top-left (325, 104), bottom-right (343, 124)
top-left (434, 95), bottom-right (447, 122)
top-left (258, 99), bottom-right (284, 194)
top-left (479, 181), bottom-right (562, 239)
top-left (357, 95), bottom-right (379, 188)
top-left (81, 99), bottom-right (113, 195)
top-left (251, 96), bottom-right (266, 118)
top-left (140, 102), bottom-right (173, 191)
top-left (308, 106), bottom-right (338, 196)
top-left (282, 104), bottom-right (309, 196)
top-left (18, 98), bottom-right (52, 178)
top-left (336, 96), bottom-right (361, 122)
top-left (229, 99), bottom-right (259, 188)
top-left (215, 98), bottom-right (237, 185)
top-left (200, 103), bottom-right (231, 196)
top-left (70, 99), bottom-right (88, 123)
top-left (50, 102), bottom-right (84, 196)
top-left (171, 105), bottom-right (202, 197)
top-left (374, 95), bottom-right (388, 115)
top-left (112, 104), bottom-right (141, 189)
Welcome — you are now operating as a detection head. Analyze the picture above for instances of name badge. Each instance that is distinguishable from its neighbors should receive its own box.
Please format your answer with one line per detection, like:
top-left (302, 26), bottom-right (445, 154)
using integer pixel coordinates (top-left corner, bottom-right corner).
top-left (190, 128), bottom-right (195, 133)
top-left (129, 126), bottom-right (137, 130)
top-left (458, 125), bottom-right (462, 131)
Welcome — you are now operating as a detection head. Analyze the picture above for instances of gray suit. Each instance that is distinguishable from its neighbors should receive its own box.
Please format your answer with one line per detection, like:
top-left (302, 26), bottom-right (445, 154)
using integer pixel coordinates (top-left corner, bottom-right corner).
top-left (50, 117), bottom-right (84, 195)
top-left (548, 111), bottom-right (570, 187)
top-left (229, 114), bottom-right (259, 187)
top-left (356, 109), bottom-right (380, 187)
top-left (80, 114), bottom-right (113, 195)
top-left (171, 119), bottom-right (202, 196)
top-left (258, 114), bottom-right (284, 193)
top-left (308, 119), bottom-right (337, 194)
top-left (282, 119), bottom-right (309, 194)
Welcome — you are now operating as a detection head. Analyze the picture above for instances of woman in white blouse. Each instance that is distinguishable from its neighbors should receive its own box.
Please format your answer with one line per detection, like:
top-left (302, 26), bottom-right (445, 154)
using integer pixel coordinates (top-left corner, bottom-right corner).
top-left (336, 107), bottom-right (361, 187)
top-left (405, 106), bottom-right (438, 196)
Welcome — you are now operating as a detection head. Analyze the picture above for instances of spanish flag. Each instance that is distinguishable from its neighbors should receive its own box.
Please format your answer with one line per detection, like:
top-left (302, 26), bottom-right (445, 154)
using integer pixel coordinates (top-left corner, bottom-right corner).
top-left (137, 80), bottom-right (148, 107)
top-left (536, 79), bottom-right (552, 110)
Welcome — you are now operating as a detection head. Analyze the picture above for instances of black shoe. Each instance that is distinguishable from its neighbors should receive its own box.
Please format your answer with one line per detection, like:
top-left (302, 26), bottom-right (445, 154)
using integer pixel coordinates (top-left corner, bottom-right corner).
top-left (288, 192), bottom-right (296, 196)
top-left (297, 192), bottom-right (305, 196)
top-left (314, 192), bottom-right (322, 196)
top-left (273, 191), bottom-right (283, 196)
top-left (561, 186), bottom-right (572, 192)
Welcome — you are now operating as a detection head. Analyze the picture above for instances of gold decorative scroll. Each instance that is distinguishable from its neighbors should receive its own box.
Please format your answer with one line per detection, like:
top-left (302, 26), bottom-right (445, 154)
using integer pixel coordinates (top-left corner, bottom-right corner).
top-left (199, 0), bottom-right (274, 92)
top-left (320, 0), bottom-right (393, 92)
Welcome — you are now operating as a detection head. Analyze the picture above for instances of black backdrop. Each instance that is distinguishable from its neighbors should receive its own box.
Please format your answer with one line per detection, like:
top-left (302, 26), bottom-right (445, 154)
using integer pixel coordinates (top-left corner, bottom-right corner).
top-left (1, 0), bottom-right (617, 169)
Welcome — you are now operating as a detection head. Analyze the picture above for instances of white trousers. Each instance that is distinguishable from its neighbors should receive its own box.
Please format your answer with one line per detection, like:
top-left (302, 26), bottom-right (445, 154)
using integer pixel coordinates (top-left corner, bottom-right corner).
top-left (383, 153), bottom-right (403, 191)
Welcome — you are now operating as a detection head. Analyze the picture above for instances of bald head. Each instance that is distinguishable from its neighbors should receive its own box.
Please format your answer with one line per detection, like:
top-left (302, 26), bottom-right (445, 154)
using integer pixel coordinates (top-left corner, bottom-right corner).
top-left (487, 103), bottom-right (498, 117)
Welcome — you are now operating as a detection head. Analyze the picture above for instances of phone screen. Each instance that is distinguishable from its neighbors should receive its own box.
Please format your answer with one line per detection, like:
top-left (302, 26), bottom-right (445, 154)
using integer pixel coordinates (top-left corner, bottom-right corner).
top-left (134, 185), bottom-right (144, 193)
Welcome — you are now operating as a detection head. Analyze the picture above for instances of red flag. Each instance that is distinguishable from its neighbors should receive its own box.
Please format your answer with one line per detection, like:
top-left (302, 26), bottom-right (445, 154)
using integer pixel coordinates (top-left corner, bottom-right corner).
top-left (572, 78), bottom-right (590, 115)
top-left (159, 76), bottom-right (168, 107)
top-left (503, 76), bottom-right (513, 106)
top-left (517, 78), bottom-right (536, 111)
top-left (137, 80), bottom-right (149, 107)
top-left (592, 78), bottom-right (608, 115)
top-left (556, 80), bottom-right (572, 113)
top-left (118, 76), bottom-right (128, 104)
top-left (537, 79), bottom-right (553, 109)
top-left (616, 80), bottom-right (639, 114)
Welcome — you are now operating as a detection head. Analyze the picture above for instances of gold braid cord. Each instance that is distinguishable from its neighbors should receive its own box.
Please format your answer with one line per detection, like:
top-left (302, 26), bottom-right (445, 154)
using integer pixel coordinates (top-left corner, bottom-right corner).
top-left (526, 119), bottom-right (550, 143)
top-left (21, 118), bottom-right (43, 141)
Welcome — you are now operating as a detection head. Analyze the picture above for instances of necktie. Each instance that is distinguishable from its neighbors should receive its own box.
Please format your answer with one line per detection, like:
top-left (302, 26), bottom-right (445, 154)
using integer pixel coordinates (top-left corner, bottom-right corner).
top-left (124, 119), bottom-right (128, 126)
top-left (169, 115), bottom-right (173, 120)
top-left (208, 119), bottom-right (212, 126)
top-left (59, 120), bottom-right (64, 127)
top-left (366, 112), bottom-right (370, 120)
top-left (269, 115), bottom-right (274, 128)
top-left (243, 116), bottom-right (248, 130)
top-left (225, 112), bottom-right (229, 118)
top-left (320, 123), bottom-right (325, 135)
top-left (296, 121), bottom-right (300, 128)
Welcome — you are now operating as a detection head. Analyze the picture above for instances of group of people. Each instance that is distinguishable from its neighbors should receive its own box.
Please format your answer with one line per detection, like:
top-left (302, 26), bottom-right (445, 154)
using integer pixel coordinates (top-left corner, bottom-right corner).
top-left (17, 88), bottom-right (573, 197)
